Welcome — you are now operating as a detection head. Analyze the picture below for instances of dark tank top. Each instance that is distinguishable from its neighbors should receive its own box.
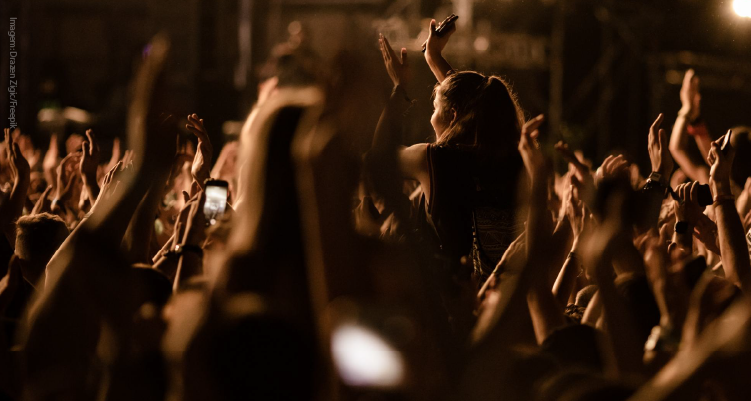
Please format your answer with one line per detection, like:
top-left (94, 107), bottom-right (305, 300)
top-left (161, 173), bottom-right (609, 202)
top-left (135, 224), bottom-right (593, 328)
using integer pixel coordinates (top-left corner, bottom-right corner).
top-left (426, 143), bottom-right (525, 279)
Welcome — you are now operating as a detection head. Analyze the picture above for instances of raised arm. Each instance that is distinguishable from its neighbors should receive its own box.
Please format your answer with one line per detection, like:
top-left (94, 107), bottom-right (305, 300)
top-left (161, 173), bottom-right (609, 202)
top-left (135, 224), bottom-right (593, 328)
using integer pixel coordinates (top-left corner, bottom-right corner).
top-left (708, 132), bottom-right (751, 292)
top-left (517, 115), bottom-right (567, 344)
top-left (0, 129), bottom-right (30, 246)
top-left (186, 113), bottom-right (213, 189)
top-left (552, 185), bottom-right (587, 307)
top-left (79, 129), bottom-right (101, 202)
top-left (423, 19), bottom-right (455, 83)
top-left (367, 35), bottom-right (426, 219)
top-left (669, 70), bottom-right (710, 183)
top-left (173, 190), bottom-right (206, 291)
top-left (21, 34), bottom-right (174, 399)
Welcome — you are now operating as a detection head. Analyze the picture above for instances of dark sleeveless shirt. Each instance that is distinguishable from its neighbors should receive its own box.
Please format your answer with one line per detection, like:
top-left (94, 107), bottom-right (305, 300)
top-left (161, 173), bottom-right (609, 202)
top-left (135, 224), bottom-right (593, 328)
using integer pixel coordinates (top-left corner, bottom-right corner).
top-left (425, 143), bottom-right (525, 278)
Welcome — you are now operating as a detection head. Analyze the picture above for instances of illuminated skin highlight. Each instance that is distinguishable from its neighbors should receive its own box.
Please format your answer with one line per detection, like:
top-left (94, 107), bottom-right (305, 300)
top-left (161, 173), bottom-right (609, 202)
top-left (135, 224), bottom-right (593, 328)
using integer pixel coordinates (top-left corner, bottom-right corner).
top-left (430, 86), bottom-right (455, 142)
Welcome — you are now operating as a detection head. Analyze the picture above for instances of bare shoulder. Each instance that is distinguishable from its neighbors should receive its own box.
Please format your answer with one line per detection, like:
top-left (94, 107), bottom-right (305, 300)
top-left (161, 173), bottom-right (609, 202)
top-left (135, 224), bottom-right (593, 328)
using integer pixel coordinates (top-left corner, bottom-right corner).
top-left (398, 143), bottom-right (430, 179)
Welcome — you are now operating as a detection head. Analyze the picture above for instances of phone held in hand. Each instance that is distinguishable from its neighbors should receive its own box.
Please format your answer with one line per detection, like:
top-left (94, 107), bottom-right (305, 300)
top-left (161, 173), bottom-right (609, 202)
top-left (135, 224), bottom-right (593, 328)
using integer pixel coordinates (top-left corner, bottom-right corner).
top-left (422, 14), bottom-right (459, 53)
top-left (204, 179), bottom-right (228, 225)
top-left (435, 13), bottom-right (458, 37)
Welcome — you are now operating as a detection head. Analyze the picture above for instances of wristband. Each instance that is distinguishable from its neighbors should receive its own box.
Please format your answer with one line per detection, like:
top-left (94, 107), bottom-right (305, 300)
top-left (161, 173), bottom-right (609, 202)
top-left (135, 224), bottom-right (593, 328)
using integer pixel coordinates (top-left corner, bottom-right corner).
top-left (713, 194), bottom-right (735, 205)
top-left (686, 122), bottom-right (709, 137)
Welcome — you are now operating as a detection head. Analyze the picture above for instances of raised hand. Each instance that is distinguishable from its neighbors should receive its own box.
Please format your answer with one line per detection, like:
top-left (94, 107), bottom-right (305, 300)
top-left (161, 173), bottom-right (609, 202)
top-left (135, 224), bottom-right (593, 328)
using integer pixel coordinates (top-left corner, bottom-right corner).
top-left (0, 128), bottom-right (31, 244)
top-left (4, 128), bottom-right (30, 185)
top-left (378, 34), bottom-right (411, 87)
top-left (52, 153), bottom-right (82, 209)
top-left (186, 113), bottom-right (213, 187)
top-left (79, 129), bottom-right (101, 201)
top-left (680, 69), bottom-right (701, 123)
top-left (43, 133), bottom-right (59, 188)
top-left (673, 181), bottom-right (705, 227)
top-left (707, 130), bottom-right (734, 199)
top-left (555, 141), bottom-right (596, 206)
top-left (422, 17), bottom-right (457, 58)
top-left (518, 115), bottom-right (547, 183)
top-left (595, 154), bottom-right (629, 185)
top-left (706, 130), bottom-right (751, 291)
top-left (648, 113), bottom-right (673, 185)
top-left (565, 184), bottom-right (588, 240)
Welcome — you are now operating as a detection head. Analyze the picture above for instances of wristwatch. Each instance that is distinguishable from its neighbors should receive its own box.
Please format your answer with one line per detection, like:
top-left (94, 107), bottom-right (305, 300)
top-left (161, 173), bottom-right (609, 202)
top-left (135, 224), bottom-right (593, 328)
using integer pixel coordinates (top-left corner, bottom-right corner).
top-left (647, 171), bottom-right (662, 185)
top-left (174, 244), bottom-right (203, 258)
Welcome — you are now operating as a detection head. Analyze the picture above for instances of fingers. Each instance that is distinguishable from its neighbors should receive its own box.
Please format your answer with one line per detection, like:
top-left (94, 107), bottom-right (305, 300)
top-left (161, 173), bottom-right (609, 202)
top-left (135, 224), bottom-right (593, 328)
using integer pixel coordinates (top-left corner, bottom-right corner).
top-left (385, 38), bottom-right (397, 61)
top-left (401, 47), bottom-right (407, 65)
top-left (379, 34), bottom-right (388, 61)
top-left (650, 113), bottom-right (664, 135)
top-left (429, 19), bottom-right (436, 36)
top-left (682, 69), bottom-right (695, 89)
top-left (658, 128), bottom-right (667, 150)
top-left (12, 142), bottom-right (22, 161)
top-left (85, 129), bottom-right (97, 154)
top-left (522, 115), bottom-right (545, 141)
top-left (41, 184), bottom-right (53, 199)
top-left (186, 114), bottom-right (209, 142)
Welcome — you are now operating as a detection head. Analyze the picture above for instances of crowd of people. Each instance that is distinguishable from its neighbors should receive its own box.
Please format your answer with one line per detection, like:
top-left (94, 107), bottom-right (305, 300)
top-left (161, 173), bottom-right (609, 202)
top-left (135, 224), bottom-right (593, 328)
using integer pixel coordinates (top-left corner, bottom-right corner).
top-left (0, 18), bottom-right (750, 401)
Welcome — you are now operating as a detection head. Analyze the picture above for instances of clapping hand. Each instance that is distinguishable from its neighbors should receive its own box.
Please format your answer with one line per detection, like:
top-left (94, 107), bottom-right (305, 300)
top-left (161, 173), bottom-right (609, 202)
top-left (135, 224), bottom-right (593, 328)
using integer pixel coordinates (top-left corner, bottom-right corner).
top-left (4, 128), bottom-right (30, 185)
top-left (595, 154), bottom-right (630, 185)
top-left (518, 115), bottom-right (547, 183)
top-left (648, 113), bottom-right (673, 184)
top-left (680, 69), bottom-right (701, 122)
top-left (707, 130), bottom-right (735, 199)
top-left (379, 34), bottom-right (411, 87)
top-left (53, 153), bottom-right (82, 207)
top-left (186, 113), bottom-right (213, 187)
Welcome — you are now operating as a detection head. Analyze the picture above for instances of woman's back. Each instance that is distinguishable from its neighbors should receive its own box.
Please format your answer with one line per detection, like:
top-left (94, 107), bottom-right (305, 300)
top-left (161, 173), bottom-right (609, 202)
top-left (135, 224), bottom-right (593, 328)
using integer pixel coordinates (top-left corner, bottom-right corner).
top-left (426, 143), bottom-right (525, 278)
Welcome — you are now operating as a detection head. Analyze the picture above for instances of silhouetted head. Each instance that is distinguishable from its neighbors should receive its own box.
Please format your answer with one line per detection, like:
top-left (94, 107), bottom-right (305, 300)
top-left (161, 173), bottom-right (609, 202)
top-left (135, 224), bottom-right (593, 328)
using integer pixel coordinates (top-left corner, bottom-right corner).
top-left (15, 213), bottom-right (69, 284)
top-left (431, 71), bottom-right (525, 157)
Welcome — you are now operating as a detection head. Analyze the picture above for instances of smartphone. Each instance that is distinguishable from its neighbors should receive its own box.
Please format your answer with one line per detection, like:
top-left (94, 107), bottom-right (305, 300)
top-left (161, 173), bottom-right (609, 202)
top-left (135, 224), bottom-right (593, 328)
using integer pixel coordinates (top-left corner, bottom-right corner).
top-left (204, 179), bottom-right (228, 225)
top-left (421, 14), bottom-right (459, 52)
top-left (721, 130), bottom-right (732, 155)
top-left (435, 13), bottom-right (458, 37)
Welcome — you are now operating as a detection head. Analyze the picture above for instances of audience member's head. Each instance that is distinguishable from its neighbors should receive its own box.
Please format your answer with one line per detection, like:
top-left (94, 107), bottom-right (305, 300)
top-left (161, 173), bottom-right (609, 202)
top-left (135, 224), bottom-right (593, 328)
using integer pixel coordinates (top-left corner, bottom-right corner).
top-left (433, 71), bottom-right (524, 154)
top-left (15, 213), bottom-right (69, 284)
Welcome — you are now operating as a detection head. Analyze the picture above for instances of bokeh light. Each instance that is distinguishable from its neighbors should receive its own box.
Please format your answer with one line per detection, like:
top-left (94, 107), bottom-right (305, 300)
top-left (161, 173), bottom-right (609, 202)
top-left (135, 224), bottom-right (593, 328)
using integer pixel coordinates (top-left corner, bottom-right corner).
top-left (734, 0), bottom-right (751, 18)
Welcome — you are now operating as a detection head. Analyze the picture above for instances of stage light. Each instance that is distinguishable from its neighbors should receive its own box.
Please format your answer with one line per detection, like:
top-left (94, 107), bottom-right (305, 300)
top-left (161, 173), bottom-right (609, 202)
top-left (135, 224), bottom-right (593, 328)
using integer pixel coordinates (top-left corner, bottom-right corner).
top-left (331, 323), bottom-right (405, 388)
top-left (734, 0), bottom-right (751, 18)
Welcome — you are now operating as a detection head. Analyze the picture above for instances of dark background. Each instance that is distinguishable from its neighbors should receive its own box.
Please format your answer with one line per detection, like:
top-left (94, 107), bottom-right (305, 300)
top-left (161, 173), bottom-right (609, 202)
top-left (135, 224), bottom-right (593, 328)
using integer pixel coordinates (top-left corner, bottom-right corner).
top-left (1, 0), bottom-right (750, 172)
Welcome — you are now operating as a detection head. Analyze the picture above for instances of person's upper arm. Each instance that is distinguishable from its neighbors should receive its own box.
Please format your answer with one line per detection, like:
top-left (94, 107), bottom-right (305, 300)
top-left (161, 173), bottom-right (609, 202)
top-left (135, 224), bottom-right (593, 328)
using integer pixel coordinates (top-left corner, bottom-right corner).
top-left (398, 143), bottom-right (429, 183)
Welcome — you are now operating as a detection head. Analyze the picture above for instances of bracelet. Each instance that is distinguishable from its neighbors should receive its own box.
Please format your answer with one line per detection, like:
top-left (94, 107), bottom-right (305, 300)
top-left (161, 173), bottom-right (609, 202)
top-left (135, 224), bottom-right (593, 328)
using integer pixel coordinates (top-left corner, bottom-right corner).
top-left (713, 194), bottom-right (735, 205)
